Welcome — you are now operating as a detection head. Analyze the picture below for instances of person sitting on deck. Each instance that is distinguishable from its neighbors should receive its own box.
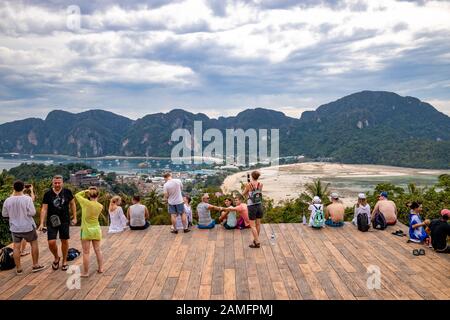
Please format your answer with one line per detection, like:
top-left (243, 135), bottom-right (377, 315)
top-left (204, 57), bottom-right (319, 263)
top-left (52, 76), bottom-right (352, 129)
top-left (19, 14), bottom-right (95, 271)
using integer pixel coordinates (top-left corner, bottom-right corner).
top-left (108, 196), bottom-right (128, 234)
top-left (219, 198), bottom-right (238, 230)
top-left (172, 195), bottom-right (193, 232)
top-left (127, 195), bottom-right (150, 230)
top-left (408, 202), bottom-right (431, 246)
top-left (308, 196), bottom-right (324, 228)
top-left (196, 193), bottom-right (222, 229)
top-left (325, 193), bottom-right (345, 227)
top-left (429, 209), bottom-right (450, 253)
top-left (372, 191), bottom-right (397, 226)
top-left (352, 193), bottom-right (371, 229)
top-left (222, 195), bottom-right (250, 230)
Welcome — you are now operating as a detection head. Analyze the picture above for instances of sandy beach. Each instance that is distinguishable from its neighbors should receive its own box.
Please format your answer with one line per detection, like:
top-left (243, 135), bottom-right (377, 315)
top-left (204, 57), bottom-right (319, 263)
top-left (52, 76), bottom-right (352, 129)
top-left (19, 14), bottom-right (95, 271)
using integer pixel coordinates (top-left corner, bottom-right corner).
top-left (221, 162), bottom-right (447, 208)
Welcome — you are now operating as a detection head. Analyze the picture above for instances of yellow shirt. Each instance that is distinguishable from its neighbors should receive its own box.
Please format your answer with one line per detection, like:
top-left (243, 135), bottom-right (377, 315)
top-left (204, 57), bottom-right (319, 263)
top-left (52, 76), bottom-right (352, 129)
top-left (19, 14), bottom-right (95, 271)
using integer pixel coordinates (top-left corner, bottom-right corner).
top-left (75, 191), bottom-right (103, 241)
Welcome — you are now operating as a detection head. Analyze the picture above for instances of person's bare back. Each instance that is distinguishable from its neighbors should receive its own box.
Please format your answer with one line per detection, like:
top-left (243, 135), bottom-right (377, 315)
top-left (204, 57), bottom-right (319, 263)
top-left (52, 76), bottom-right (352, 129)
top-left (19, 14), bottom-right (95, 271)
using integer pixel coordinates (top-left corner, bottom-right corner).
top-left (373, 199), bottom-right (397, 224)
top-left (326, 202), bottom-right (345, 222)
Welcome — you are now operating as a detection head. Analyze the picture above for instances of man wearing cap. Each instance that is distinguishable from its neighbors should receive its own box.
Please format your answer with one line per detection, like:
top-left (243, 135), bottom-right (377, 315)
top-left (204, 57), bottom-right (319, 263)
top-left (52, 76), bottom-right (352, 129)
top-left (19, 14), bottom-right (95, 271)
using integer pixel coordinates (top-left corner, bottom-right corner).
top-left (371, 191), bottom-right (397, 225)
top-left (196, 193), bottom-right (222, 229)
top-left (325, 192), bottom-right (345, 227)
top-left (429, 209), bottom-right (450, 253)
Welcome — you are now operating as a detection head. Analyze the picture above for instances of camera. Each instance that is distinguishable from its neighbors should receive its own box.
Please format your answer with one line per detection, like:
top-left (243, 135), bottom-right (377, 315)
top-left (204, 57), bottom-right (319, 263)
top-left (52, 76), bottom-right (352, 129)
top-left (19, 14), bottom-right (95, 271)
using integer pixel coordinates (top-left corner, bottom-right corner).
top-left (247, 173), bottom-right (250, 183)
top-left (24, 184), bottom-right (32, 189)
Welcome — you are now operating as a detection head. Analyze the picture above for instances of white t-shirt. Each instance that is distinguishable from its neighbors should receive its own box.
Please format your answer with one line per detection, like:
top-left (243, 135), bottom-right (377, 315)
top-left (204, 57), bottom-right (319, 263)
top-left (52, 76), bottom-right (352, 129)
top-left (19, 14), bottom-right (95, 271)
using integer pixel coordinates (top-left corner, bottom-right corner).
top-left (352, 204), bottom-right (371, 226)
top-left (2, 195), bottom-right (36, 233)
top-left (129, 204), bottom-right (146, 227)
top-left (308, 203), bottom-right (323, 227)
top-left (163, 179), bottom-right (183, 205)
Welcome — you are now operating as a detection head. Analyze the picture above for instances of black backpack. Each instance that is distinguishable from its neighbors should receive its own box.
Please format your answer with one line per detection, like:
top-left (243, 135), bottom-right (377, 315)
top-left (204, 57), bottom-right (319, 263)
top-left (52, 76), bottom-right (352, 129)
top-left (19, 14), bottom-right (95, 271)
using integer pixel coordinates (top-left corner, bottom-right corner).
top-left (357, 211), bottom-right (370, 232)
top-left (0, 246), bottom-right (15, 271)
top-left (67, 248), bottom-right (81, 261)
top-left (249, 183), bottom-right (263, 205)
top-left (372, 212), bottom-right (387, 230)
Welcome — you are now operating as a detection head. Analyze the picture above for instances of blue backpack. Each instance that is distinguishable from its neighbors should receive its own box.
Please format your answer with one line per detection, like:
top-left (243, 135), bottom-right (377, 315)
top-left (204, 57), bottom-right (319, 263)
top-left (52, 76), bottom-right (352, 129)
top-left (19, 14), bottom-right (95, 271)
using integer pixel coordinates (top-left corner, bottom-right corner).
top-left (373, 212), bottom-right (387, 230)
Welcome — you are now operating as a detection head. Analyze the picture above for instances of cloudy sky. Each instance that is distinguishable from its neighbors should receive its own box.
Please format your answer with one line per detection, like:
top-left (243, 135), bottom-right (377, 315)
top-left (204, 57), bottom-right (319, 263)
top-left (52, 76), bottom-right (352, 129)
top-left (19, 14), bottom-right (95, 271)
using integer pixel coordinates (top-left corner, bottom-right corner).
top-left (0, 0), bottom-right (449, 123)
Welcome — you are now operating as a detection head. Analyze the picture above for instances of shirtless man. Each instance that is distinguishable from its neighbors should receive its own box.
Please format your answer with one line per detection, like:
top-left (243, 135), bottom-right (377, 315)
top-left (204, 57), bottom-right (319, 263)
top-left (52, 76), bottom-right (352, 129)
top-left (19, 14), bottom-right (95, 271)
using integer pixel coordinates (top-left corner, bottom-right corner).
top-left (372, 191), bottom-right (397, 225)
top-left (325, 192), bottom-right (345, 227)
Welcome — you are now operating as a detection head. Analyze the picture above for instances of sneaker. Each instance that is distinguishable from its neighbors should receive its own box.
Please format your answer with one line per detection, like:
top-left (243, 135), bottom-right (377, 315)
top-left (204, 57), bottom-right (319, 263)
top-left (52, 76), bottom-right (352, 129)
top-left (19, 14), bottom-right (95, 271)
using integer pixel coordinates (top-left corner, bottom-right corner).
top-left (183, 229), bottom-right (191, 233)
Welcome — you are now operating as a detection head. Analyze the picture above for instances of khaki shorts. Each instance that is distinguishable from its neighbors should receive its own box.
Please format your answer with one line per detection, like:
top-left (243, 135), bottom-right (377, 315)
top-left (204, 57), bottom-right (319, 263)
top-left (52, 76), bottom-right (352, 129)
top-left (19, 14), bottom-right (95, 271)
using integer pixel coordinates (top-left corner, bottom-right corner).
top-left (11, 228), bottom-right (38, 243)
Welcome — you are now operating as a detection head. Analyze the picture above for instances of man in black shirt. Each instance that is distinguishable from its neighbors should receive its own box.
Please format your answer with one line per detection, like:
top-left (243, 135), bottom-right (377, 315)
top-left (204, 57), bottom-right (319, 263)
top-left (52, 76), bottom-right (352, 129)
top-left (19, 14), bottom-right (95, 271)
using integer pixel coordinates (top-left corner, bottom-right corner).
top-left (38, 175), bottom-right (77, 271)
top-left (429, 209), bottom-right (450, 253)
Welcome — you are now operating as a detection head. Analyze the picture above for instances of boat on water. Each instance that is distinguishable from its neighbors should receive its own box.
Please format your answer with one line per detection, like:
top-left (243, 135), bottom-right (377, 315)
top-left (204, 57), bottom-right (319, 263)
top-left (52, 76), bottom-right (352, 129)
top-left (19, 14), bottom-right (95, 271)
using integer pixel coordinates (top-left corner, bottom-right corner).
top-left (138, 162), bottom-right (149, 168)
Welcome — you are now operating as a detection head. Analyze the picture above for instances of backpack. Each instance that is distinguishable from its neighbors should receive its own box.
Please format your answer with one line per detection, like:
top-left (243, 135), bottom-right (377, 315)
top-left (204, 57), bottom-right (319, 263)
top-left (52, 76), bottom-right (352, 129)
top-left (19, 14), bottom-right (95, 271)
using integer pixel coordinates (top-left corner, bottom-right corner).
top-left (0, 246), bottom-right (15, 271)
top-left (312, 205), bottom-right (325, 228)
top-left (67, 248), bottom-right (81, 261)
top-left (357, 210), bottom-right (370, 232)
top-left (373, 212), bottom-right (387, 230)
top-left (249, 183), bottom-right (263, 205)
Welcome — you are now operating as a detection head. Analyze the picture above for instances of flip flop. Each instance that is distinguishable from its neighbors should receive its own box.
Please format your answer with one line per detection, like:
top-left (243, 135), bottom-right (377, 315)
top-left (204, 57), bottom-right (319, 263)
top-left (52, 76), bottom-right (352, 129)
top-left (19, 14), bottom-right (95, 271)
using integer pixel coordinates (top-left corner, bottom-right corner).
top-left (249, 240), bottom-right (261, 249)
top-left (20, 250), bottom-right (30, 257)
top-left (32, 265), bottom-right (46, 273)
top-left (412, 249), bottom-right (420, 256)
top-left (61, 264), bottom-right (69, 271)
top-left (52, 257), bottom-right (60, 270)
top-left (419, 249), bottom-right (426, 256)
top-left (16, 269), bottom-right (23, 275)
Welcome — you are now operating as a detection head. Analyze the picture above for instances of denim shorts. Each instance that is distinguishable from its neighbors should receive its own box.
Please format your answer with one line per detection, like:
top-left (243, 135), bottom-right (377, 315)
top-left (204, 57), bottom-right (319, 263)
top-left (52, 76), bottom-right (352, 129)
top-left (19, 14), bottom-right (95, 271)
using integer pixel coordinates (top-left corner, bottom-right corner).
top-left (168, 203), bottom-right (184, 215)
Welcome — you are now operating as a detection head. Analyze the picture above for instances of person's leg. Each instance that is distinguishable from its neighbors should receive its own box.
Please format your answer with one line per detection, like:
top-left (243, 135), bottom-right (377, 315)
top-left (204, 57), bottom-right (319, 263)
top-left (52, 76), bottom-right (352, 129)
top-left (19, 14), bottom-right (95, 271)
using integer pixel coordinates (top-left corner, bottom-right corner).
top-left (256, 219), bottom-right (261, 236)
top-left (181, 212), bottom-right (188, 229)
top-left (20, 239), bottom-right (29, 255)
top-left (30, 240), bottom-right (39, 267)
top-left (12, 240), bottom-right (22, 272)
top-left (249, 220), bottom-right (260, 245)
top-left (170, 213), bottom-right (177, 230)
top-left (61, 239), bottom-right (69, 267)
top-left (48, 240), bottom-right (59, 262)
top-left (81, 240), bottom-right (91, 276)
top-left (92, 240), bottom-right (103, 273)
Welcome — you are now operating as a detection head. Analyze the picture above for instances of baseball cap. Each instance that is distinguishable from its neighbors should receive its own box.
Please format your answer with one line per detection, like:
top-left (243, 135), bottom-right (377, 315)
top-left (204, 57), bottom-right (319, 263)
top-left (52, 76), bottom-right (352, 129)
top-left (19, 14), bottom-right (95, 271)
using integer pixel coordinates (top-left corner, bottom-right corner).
top-left (379, 191), bottom-right (388, 198)
top-left (441, 209), bottom-right (450, 217)
top-left (358, 193), bottom-right (366, 199)
top-left (313, 196), bottom-right (321, 203)
top-left (330, 192), bottom-right (339, 199)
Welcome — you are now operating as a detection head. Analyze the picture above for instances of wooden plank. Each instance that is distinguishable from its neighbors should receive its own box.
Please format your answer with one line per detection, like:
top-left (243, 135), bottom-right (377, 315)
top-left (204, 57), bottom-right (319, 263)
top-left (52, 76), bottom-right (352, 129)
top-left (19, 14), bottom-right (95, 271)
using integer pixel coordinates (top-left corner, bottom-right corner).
top-left (223, 268), bottom-right (236, 300)
top-left (172, 270), bottom-right (191, 300)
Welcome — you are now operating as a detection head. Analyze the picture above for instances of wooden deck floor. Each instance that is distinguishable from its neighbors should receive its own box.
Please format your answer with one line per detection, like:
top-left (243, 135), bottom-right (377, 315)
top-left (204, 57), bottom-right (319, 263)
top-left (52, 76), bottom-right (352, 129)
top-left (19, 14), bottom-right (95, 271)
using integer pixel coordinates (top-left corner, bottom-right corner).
top-left (0, 223), bottom-right (449, 300)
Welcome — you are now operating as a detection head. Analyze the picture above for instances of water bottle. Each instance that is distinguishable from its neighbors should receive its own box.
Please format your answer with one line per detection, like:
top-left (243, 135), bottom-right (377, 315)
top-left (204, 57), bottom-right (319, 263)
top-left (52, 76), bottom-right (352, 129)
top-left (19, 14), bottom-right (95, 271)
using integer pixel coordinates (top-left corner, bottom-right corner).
top-left (302, 214), bottom-right (307, 225)
top-left (270, 232), bottom-right (276, 245)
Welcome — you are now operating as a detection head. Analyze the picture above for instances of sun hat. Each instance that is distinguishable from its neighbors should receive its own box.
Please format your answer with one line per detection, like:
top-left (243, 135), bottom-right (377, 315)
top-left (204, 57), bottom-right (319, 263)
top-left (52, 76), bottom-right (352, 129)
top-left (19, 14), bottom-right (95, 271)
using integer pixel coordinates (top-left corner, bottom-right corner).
top-left (358, 193), bottom-right (366, 199)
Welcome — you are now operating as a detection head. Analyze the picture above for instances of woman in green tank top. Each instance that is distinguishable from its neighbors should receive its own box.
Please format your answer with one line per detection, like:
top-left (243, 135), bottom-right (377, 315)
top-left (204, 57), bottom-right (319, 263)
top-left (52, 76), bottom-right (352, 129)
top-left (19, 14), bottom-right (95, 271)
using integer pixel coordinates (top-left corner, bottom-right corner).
top-left (75, 187), bottom-right (104, 277)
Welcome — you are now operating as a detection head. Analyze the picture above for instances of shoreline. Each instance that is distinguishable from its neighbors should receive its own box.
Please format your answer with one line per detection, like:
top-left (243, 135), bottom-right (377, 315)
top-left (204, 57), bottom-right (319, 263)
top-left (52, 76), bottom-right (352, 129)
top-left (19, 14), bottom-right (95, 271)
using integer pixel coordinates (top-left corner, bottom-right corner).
top-left (221, 162), bottom-right (447, 208)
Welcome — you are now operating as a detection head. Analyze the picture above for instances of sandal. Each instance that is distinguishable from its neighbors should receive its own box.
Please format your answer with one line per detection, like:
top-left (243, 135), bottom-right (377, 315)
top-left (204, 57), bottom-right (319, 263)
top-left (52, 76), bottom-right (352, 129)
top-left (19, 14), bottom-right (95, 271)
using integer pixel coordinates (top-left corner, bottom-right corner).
top-left (392, 230), bottom-right (405, 237)
top-left (61, 264), bottom-right (69, 271)
top-left (32, 265), bottom-right (46, 273)
top-left (249, 240), bottom-right (261, 249)
top-left (16, 269), bottom-right (23, 275)
top-left (412, 249), bottom-right (420, 256)
top-left (52, 257), bottom-right (60, 270)
top-left (419, 249), bottom-right (426, 256)
top-left (20, 250), bottom-right (30, 257)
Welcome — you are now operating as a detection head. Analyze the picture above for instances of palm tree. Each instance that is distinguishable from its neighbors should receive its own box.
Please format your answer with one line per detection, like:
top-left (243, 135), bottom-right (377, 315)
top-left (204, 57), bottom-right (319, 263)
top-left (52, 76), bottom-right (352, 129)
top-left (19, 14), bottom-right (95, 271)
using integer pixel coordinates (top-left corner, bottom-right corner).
top-left (299, 179), bottom-right (331, 204)
top-left (143, 188), bottom-right (165, 215)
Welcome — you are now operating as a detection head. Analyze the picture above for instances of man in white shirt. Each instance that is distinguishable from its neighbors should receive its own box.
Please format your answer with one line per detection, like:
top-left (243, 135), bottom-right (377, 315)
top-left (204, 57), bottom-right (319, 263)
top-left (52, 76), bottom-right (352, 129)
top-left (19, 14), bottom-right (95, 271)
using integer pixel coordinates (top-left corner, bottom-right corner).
top-left (163, 172), bottom-right (190, 234)
top-left (2, 180), bottom-right (46, 275)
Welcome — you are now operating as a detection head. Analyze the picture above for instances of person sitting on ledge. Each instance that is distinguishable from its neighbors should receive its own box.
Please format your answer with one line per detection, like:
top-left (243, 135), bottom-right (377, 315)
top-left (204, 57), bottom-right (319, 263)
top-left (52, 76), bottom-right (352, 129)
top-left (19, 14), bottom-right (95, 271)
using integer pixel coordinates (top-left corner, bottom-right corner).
top-left (408, 202), bottom-right (431, 246)
top-left (429, 209), bottom-right (450, 254)
top-left (127, 195), bottom-right (150, 230)
top-left (325, 193), bottom-right (345, 227)
top-left (196, 193), bottom-right (222, 229)
top-left (372, 191), bottom-right (397, 225)
top-left (219, 198), bottom-right (237, 230)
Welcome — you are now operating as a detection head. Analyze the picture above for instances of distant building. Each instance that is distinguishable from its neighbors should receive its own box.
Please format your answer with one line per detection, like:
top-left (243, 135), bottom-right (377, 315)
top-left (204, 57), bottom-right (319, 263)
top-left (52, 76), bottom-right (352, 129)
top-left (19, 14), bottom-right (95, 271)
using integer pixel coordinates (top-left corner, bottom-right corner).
top-left (70, 169), bottom-right (100, 187)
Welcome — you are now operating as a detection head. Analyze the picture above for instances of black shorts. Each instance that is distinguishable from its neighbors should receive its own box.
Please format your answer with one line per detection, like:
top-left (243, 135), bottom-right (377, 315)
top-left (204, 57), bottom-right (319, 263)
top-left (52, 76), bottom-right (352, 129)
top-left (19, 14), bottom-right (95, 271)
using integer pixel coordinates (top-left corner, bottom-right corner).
top-left (12, 228), bottom-right (38, 243)
top-left (47, 222), bottom-right (70, 241)
top-left (248, 204), bottom-right (264, 220)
